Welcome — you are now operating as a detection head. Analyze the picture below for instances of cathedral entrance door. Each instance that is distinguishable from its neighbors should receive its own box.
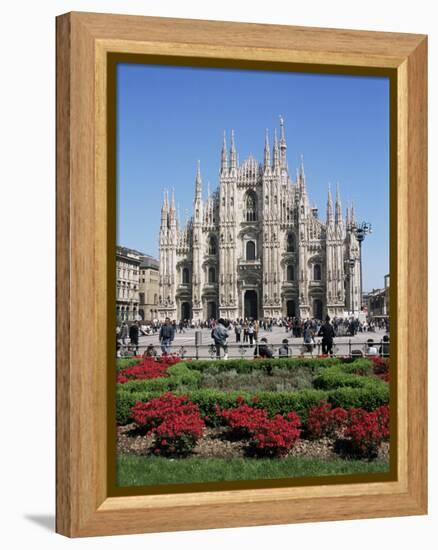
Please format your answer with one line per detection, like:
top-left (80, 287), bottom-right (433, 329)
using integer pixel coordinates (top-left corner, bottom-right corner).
top-left (207, 301), bottom-right (217, 320)
top-left (313, 299), bottom-right (323, 320)
top-left (181, 302), bottom-right (191, 321)
top-left (244, 290), bottom-right (258, 320)
top-left (286, 300), bottom-right (296, 317)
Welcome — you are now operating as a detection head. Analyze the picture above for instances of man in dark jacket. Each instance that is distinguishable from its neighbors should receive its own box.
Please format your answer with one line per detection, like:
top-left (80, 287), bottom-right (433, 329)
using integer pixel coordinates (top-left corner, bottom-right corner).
top-left (159, 317), bottom-right (175, 354)
top-left (318, 315), bottom-right (335, 356)
top-left (254, 337), bottom-right (273, 359)
top-left (129, 322), bottom-right (139, 355)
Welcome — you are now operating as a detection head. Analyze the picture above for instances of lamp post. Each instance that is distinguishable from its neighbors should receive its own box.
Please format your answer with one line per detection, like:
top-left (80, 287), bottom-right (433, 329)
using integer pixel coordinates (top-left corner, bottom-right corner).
top-left (344, 258), bottom-right (356, 316)
top-left (351, 221), bottom-right (372, 310)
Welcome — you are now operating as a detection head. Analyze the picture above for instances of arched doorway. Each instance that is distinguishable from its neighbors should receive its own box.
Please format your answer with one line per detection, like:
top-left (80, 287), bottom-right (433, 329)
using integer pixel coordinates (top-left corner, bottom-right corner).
top-left (181, 302), bottom-right (191, 320)
top-left (244, 290), bottom-right (258, 319)
top-left (286, 299), bottom-right (296, 317)
top-left (207, 301), bottom-right (217, 320)
top-left (313, 298), bottom-right (323, 320)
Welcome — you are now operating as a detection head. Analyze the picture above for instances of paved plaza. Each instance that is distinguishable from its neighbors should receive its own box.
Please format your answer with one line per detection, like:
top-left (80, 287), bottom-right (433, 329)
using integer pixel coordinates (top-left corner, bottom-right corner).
top-left (130, 326), bottom-right (389, 359)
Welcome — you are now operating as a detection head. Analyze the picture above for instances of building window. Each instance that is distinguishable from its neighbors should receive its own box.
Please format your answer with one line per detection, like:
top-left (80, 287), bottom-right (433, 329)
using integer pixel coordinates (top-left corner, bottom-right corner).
top-left (246, 240), bottom-right (256, 260)
top-left (287, 265), bottom-right (294, 281)
top-left (154, 293), bottom-right (158, 304)
top-left (286, 233), bottom-right (295, 252)
top-left (208, 267), bottom-right (216, 283)
top-left (208, 236), bottom-right (217, 255)
top-left (182, 267), bottom-right (190, 284)
top-left (139, 292), bottom-right (145, 305)
top-left (313, 264), bottom-right (322, 281)
top-left (245, 191), bottom-right (257, 222)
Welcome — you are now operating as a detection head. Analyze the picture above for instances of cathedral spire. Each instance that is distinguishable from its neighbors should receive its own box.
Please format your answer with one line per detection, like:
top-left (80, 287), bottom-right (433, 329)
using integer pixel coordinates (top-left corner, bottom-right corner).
top-left (335, 183), bottom-right (342, 225)
top-left (161, 189), bottom-right (168, 223)
top-left (169, 188), bottom-right (176, 227)
top-left (221, 131), bottom-right (228, 174)
top-left (195, 160), bottom-right (202, 201)
top-left (326, 183), bottom-right (334, 225)
top-left (351, 202), bottom-right (356, 226)
top-left (264, 128), bottom-right (270, 169)
top-left (230, 129), bottom-right (237, 171)
top-left (272, 128), bottom-right (280, 170)
top-left (346, 206), bottom-right (350, 228)
top-left (279, 114), bottom-right (287, 169)
top-left (299, 154), bottom-right (307, 194)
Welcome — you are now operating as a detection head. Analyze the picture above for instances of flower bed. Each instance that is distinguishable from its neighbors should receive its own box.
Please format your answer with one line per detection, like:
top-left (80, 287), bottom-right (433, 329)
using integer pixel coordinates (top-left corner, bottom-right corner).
top-left (118, 357), bottom-right (390, 461)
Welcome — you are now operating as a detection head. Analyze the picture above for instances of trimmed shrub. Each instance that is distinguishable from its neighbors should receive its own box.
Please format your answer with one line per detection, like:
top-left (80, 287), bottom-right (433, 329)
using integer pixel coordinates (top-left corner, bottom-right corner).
top-left (342, 405), bottom-right (390, 458)
top-left (305, 400), bottom-right (348, 439)
top-left (178, 356), bottom-right (341, 375)
top-left (339, 359), bottom-right (374, 376)
top-left (131, 393), bottom-right (205, 457)
top-left (166, 363), bottom-right (202, 389)
top-left (116, 390), bottom-right (147, 425)
top-left (188, 389), bottom-right (253, 426)
top-left (216, 402), bottom-right (269, 438)
top-left (327, 385), bottom-right (389, 411)
top-left (248, 412), bottom-right (301, 457)
top-left (119, 378), bottom-right (172, 394)
top-left (117, 359), bottom-right (169, 384)
top-left (253, 389), bottom-right (327, 422)
top-left (370, 356), bottom-right (390, 382)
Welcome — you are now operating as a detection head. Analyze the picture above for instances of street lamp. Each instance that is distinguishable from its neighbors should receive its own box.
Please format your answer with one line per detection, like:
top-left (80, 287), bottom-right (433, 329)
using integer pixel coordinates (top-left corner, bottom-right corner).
top-left (351, 221), bottom-right (372, 310)
top-left (344, 258), bottom-right (356, 315)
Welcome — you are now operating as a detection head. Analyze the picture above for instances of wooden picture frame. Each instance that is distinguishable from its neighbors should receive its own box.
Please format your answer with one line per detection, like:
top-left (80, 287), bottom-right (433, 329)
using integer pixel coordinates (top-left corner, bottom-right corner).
top-left (56, 11), bottom-right (427, 537)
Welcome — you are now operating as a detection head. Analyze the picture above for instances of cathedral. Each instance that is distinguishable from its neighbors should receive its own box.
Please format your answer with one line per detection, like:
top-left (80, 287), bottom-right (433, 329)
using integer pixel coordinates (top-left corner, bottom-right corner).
top-left (158, 118), bottom-right (362, 322)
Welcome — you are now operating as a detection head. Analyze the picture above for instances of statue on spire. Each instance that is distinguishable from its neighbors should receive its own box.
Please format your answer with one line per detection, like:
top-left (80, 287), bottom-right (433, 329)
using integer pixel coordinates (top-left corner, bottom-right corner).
top-left (230, 129), bottom-right (237, 171)
top-left (221, 130), bottom-right (228, 174)
top-left (326, 183), bottom-right (334, 225)
top-left (335, 183), bottom-right (342, 225)
top-left (264, 128), bottom-right (270, 169)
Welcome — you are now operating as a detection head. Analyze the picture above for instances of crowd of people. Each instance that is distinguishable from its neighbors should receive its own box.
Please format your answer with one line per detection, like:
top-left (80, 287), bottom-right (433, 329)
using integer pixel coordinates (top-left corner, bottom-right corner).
top-left (116, 314), bottom-right (390, 360)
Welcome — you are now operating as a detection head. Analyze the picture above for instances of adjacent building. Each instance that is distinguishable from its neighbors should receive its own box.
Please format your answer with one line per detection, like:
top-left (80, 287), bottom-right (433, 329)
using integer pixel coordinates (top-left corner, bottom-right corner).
top-left (367, 274), bottom-right (390, 320)
top-left (116, 246), bottom-right (159, 322)
top-left (158, 119), bottom-right (362, 322)
top-left (138, 255), bottom-right (160, 321)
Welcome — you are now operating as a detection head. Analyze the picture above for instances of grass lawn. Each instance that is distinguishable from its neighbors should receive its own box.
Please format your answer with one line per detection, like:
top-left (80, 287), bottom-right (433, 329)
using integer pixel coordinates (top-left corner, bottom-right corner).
top-left (117, 455), bottom-right (389, 486)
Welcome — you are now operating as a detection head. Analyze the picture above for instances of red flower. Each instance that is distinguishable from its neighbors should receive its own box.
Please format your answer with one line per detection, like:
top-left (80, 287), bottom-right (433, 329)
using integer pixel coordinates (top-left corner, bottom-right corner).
top-left (130, 392), bottom-right (205, 457)
top-left (306, 401), bottom-right (348, 439)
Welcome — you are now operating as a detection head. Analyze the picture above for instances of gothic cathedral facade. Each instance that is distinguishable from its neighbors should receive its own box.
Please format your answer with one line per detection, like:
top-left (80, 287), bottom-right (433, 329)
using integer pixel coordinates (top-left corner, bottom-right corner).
top-left (158, 119), bottom-right (361, 322)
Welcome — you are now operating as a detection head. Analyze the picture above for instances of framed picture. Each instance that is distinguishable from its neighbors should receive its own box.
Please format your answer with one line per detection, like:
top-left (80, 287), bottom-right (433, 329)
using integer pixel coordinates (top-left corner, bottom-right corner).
top-left (56, 12), bottom-right (427, 537)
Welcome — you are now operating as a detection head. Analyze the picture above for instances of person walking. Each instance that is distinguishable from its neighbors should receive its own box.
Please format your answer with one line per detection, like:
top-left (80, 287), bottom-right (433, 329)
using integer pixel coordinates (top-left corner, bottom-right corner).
top-left (159, 317), bottom-right (175, 355)
top-left (243, 322), bottom-right (249, 343)
top-left (303, 325), bottom-right (315, 353)
top-left (318, 315), bottom-right (335, 356)
top-left (129, 322), bottom-right (140, 355)
top-left (248, 323), bottom-right (255, 347)
top-left (120, 321), bottom-right (129, 345)
top-left (211, 318), bottom-right (229, 359)
top-left (234, 322), bottom-right (242, 343)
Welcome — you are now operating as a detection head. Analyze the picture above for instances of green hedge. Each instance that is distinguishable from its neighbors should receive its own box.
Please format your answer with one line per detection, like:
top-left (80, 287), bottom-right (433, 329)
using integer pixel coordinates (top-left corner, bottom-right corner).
top-left (312, 362), bottom-right (386, 394)
top-left (180, 356), bottom-right (341, 374)
top-left (116, 385), bottom-right (389, 426)
top-left (327, 386), bottom-right (390, 411)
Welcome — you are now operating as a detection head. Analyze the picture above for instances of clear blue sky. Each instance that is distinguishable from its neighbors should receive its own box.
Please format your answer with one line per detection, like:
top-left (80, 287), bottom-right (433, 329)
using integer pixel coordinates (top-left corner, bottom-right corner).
top-left (116, 63), bottom-right (389, 292)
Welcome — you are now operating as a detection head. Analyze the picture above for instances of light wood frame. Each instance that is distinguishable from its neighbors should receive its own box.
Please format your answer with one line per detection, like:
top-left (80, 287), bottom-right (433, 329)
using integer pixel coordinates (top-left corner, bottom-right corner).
top-left (56, 11), bottom-right (427, 537)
